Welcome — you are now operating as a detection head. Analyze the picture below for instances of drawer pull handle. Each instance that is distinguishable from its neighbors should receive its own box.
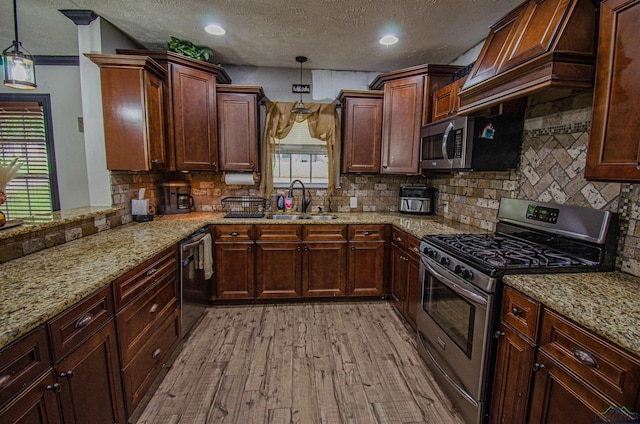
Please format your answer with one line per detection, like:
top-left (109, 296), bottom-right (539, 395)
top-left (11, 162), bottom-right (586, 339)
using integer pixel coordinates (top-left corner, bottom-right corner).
top-left (46, 383), bottom-right (61, 392)
top-left (230, 231), bottom-right (240, 237)
top-left (149, 303), bottom-right (159, 313)
top-left (75, 313), bottom-right (94, 329)
top-left (411, 247), bottom-right (420, 254)
top-left (494, 331), bottom-right (505, 339)
top-left (60, 370), bottom-right (73, 379)
top-left (511, 307), bottom-right (523, 317)
top-left (396, 237), bottom-right (403, 243)
top-left (363, 231), bottom-right (371, 236)
top-left (0, 374), bottom-right (12, 389)
top-left (572, 348), bottom-right (598, 368)
top-left (152, 348), bottom-right (162, 359)
top-left (532, 363), bottom-right (546, 372)
top-left (146, 267), bottom-right (158, 277)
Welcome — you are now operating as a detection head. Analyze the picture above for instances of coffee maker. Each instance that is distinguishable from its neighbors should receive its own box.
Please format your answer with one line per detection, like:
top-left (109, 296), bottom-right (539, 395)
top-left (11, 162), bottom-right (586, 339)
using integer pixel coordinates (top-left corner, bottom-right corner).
top-left (159, 181), bottom-right (194, 214)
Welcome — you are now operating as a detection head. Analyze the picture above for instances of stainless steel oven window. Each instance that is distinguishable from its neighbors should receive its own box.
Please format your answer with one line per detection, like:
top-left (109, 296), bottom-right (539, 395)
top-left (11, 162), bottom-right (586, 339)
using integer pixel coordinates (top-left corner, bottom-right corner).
top-left (423, 273), bottom-right (476, 358)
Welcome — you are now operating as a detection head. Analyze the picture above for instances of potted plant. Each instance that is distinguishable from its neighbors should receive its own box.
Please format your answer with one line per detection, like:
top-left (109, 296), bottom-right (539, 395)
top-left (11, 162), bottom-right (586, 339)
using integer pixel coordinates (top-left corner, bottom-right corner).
top-left (168, 37), bottom-right (215, 63)
top-left (0, 157), bottom-right (22, 226)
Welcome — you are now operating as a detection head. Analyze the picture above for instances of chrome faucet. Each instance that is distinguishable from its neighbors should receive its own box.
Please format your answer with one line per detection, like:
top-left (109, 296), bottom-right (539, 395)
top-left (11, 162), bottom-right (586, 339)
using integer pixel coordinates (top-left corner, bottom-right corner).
top-left (288, 179), bottom-right (312, 213)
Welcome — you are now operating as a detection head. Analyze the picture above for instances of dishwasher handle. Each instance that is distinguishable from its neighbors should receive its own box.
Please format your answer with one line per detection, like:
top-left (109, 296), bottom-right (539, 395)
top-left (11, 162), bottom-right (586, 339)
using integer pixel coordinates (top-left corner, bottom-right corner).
top-left (181, 233), bottom-right (206, 251)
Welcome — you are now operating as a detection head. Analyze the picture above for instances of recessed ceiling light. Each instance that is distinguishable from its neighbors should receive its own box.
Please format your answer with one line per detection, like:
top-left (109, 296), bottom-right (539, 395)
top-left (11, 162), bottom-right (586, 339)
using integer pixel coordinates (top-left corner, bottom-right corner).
top-left (379, 35), bottom-right (398, 46)
top-left (205, 24), bottom-right (226, 36)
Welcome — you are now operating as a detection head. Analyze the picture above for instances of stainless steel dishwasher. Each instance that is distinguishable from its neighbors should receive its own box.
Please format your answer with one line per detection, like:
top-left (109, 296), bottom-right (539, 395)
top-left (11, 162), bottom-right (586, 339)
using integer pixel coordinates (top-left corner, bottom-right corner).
top-left (179, 227), bottom-right (212, 337)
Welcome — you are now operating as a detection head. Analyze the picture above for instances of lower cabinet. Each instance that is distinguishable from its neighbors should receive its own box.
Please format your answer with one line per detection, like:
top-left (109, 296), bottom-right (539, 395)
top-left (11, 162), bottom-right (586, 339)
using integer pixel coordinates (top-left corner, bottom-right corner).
top-left (347, 225), bottom-right (387, 297)
top-left (214, 225), bottom-right (255, 299)
top-left (389, 227), bottom-right (421, 329)
top-left (301, 225), bottom-right (348, 297)
top-left (255, 225), bottom-right (303, 298)
top-left (491, 286), bottom-right (640, 424)
top-left (0, 371), bottom-right (61, 424)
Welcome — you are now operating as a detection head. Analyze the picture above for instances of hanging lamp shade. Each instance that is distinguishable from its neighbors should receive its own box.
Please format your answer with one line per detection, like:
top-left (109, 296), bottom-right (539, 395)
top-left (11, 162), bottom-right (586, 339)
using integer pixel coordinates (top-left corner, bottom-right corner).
top-left (3, 0), bottom-right (36, 90)
top-left (291, 56), bottom-right (311, 115)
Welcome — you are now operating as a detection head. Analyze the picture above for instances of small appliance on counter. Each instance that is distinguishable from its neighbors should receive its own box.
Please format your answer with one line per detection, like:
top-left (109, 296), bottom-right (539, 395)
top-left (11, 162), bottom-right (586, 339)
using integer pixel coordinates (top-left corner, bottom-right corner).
top-left (399, 186), bottom-right (435, 215)
top-left (159, 181), bottom-right (194, 214)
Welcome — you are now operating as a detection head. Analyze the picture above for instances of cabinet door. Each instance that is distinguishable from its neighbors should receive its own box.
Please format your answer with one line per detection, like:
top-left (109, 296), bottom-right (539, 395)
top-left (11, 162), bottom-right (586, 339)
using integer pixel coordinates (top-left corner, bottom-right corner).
top-left (528, 350), bottom-right (621, 424)
top-left (431, 83), bottom-right (456, 122)
top-left (145, 71), bottom-right (167, 170)
top-left (347, 241), bottom-right (385, 296)
top-left (302, 242), bottom-right (347, 297)
top-left (255, 242), bottom-right (302, 298)
top-left (585, 0), bottom-right (640, 181)
top-left (381, 76), bottom-right (424, 174)
top-left (0, 371), bottom-right (61, 424)
top-left (56, 321), bottom-right (126, 424)
top-left (390, 243), bottom-right (408, 313)
top-left (342, 96), bottom-right (383, 173)
top-left (171, 64), bottom-right (218, 170)
top-left (489, 322), bottom-right (536, 424)
top-left (215, 242), bottom-right (255, 299)
top-left (217, 92), bottom-right (258, 171)
top-left (405, 254), bottom-right (421, 330)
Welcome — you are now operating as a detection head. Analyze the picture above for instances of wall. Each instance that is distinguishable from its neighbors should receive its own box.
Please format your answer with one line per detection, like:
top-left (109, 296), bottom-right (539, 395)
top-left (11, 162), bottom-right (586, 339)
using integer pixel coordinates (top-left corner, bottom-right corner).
top-left (0, 65), bottom-right (91, 210)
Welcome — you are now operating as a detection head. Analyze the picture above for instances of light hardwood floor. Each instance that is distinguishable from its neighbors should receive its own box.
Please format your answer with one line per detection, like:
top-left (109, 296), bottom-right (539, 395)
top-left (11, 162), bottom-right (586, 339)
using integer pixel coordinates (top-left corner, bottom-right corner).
top-left (136, 302), bottom-right (465, 424)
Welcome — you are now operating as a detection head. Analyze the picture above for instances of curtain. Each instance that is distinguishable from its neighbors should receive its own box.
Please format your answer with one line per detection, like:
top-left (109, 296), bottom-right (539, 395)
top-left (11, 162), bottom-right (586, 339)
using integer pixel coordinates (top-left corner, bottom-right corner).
top-left (260, 101), bottom-right (340, 198)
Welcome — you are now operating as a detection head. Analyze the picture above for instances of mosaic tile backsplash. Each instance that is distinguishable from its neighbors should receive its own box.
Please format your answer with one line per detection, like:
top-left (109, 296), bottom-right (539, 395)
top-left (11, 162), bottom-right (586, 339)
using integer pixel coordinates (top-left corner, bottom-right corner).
top-left (110, 91), bottom-right (640, 278)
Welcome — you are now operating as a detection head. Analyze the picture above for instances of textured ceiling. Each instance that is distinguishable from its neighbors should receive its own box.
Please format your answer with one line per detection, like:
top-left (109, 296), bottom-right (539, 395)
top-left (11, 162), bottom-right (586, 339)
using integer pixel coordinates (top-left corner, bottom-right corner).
top-left (0, 0), bottom-right (522, 72)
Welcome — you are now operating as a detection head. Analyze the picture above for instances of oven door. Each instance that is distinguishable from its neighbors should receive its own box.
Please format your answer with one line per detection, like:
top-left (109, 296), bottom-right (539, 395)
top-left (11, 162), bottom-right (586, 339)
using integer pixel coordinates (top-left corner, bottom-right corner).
top-left (416, 254), bottom-right (493, 424)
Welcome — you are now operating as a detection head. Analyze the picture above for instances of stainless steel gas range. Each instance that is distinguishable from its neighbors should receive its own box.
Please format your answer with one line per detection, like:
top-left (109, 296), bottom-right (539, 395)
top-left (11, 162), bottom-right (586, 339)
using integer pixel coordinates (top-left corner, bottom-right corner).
top-left (416, 198), bottom-right (619, 424)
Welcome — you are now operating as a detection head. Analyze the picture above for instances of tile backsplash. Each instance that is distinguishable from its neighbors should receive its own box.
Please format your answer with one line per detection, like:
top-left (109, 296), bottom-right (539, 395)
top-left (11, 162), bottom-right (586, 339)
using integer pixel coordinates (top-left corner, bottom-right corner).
top-left (110, 91), bottom-right (640, 278)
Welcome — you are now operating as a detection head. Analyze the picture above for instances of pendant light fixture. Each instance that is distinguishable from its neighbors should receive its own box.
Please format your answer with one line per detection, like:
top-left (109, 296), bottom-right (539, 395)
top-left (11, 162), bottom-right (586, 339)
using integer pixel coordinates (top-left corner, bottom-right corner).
top-left (3, 0), bottom-right (37, 90)
top-left (291, 56), bottom-right (311, 115)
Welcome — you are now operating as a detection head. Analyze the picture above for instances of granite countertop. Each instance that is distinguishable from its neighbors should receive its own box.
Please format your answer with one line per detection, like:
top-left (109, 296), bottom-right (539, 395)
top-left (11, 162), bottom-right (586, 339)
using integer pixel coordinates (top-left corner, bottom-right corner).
top-left (503, 272), bottom-right (640, 358)
top-left (2, 211), bottom-right (639, 359)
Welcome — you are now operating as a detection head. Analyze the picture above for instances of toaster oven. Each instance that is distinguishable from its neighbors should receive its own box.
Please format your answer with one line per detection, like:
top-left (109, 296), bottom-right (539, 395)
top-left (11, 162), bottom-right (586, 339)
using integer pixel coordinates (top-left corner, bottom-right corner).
top-left (399, 186), bottom-right (435, 215)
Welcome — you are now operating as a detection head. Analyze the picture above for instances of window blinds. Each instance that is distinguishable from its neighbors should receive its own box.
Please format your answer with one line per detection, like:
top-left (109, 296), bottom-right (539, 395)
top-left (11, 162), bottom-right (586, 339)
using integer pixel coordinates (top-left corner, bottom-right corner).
top-left (0, 102), bottom-right (54, 220)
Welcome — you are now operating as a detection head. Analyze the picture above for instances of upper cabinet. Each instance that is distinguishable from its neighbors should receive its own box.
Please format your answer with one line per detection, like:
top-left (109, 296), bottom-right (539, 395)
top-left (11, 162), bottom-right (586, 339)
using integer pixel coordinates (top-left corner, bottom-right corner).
top-left (431, 76), bottom-right (467, 122)
top-left (369, 64), bottom-right (460, 174)
top-left (459, 0), bottom-right (598, 114)
top-left (585, 0), bottom-right (640, 181)
top-left (88, 54), bottom-right (168, 171)
top-left (338, 90), bottom-right (384, 173)
top-left (216, 85), bottom-right (265, 172)
top-left (117, 50), bottom-right (231, 171)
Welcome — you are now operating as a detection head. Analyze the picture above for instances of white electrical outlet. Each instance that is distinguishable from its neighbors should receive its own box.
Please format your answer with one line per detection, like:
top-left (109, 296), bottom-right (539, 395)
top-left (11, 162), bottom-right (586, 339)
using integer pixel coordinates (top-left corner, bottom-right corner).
top-left (443, 201), bottom-right (449, 213)
top-left (350, 197), bottom-right (358, 208)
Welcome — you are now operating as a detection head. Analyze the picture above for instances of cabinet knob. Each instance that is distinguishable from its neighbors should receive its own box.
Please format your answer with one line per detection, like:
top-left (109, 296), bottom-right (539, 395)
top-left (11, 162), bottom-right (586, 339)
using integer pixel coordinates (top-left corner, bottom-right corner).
top-left (152, 348), bottom-right (162, 359)
top-left (146, 267), bottom-right (158, 277)
top-left (74, 313), bottom-right (94, 329)
top-left (60, 370), bottom-right (73, 379)
top-left (351, 246), bottom-right (356, 251)
top-left (572, 348), bottom-right (598, 368)
top-left (46, 383), bottom-right (61, 392)
top-left (494, 331), bottom-right (505, 339)
top-left (248, 246), bottom-right (253, 252)
top-left (297, 246), bottom-right (301, 252)
top-left (511, 307), bottom-right (523, 317)
top-left (149, 303), bottom-right (159, 313)
top-left (532, 363), bottom-right (546, 372)
top-left (304, 246), bottom-right (309, 251)
top-left (211, 162), bottom-right (217, 169)
top-left (0, 374), bottom-right (12, 389)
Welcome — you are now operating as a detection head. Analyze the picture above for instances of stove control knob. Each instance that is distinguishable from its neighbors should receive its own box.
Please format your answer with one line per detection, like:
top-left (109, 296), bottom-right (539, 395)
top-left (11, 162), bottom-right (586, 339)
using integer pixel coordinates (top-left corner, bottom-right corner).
top-left (454, 265), bottom-right (463, 275)
top-left (463, 269), bottom-right (474, 280)
top-left (440, 257), bottom-right (450, 266)
top-left (428, 249), bottom-right (438, 259)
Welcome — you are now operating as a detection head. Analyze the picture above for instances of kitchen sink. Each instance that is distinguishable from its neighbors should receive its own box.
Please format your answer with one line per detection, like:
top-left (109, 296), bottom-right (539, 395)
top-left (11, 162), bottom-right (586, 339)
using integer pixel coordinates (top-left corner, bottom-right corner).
top-left (304, 215), bottom-right (338, 220)
top-left (264, 214), bottom-right (338, 220)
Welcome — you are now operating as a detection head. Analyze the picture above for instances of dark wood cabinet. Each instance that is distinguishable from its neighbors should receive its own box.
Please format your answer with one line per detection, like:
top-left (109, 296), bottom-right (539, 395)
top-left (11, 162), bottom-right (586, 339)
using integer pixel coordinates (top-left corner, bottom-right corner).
top-left (459, 0), bottom-right (598, 113)
top-left (586, 0), bottom-right (640, 181)
top-left (380, 76), bottom-right (424, 174)
top-left (87, 54), bottom-right (167, 171)
top-left (302, 225), bottom-right (348, 297)
top-left (0, 371), bottom-right (61, 424)
top-left (431, 77), bottom-right (467, 122)
top-left (214, 225), bottom-right (255, 299)
top-left (347, 225), bottom-right (387, 297)
top-left (217, 85), bottom-right (264, 172)
top-left (255, 225), bottom-right (303, 298)
top-left (338, 90), bottom-right (384, 173)
top-left (389, 228), bottom-right (420, 329)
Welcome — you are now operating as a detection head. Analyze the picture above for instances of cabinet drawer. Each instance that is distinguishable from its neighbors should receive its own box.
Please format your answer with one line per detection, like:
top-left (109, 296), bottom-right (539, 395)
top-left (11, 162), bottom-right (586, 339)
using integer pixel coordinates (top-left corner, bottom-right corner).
top-left (0, 327), bottom-right (51, 409)
top-left (349, 224), bottom-right (386, 241)
top-left (391, 227), bottom-right (408, 249)
top-left (113, 246), bottom-right (177, 310)
top-left (116, 266), bottom-right (179, 366)
top-left (303, 225), bottom-right (347, 241)
top-left (48, 285), bottom-right (114, 363)
top-left (539, 309), bottom-right (640, 408)
top-left (501, 286), bottom-right (541, 342)
top-left (214, 225), bottom-right (254, 242)
top-left (122, 309), bottom-right (180, 412)
top-left (406, 235), bottom-right (421, 261)
top-left (255, 225), bottom-right (302, 241)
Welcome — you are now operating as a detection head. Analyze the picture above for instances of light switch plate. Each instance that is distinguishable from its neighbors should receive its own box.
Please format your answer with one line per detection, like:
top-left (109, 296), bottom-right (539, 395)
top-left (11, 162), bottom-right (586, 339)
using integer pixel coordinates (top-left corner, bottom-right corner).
top-left (350, 197), bottom-right (358, 208)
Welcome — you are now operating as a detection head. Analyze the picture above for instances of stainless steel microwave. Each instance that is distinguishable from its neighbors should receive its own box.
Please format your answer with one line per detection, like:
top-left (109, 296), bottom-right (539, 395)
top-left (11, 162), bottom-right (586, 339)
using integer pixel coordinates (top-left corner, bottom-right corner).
top-left (420, 114), bottom-right (524, 171)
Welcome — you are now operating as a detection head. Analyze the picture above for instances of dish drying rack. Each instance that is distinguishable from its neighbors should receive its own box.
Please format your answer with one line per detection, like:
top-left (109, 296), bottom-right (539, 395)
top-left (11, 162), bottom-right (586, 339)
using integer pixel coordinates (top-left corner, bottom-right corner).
top-left (221, 197), bottom-right (270, 218)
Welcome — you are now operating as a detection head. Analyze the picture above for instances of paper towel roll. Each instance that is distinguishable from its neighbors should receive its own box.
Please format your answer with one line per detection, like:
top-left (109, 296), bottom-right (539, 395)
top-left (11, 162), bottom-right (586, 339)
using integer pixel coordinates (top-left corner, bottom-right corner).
top-left (224, 172), bottom-right (255, 185)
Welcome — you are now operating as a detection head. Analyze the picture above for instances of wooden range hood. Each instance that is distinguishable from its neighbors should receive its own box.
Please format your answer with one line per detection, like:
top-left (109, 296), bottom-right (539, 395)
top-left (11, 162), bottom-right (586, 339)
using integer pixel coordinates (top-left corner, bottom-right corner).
top-left (458, 0), bottom-right (599, 114)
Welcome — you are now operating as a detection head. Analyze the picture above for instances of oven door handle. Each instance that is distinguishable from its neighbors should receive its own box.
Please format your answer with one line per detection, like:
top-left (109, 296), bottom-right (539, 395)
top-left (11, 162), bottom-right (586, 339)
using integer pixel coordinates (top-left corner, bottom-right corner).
top-left (181, 234), bottom-right (206, 251)
top-left (422, 258), bottom-right (488, 306)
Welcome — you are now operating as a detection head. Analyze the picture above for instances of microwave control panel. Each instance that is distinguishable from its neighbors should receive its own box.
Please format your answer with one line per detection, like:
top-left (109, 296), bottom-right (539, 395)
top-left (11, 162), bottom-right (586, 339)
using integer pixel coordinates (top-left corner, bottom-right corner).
top-left (452, 128), bottom-right (464, 158)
